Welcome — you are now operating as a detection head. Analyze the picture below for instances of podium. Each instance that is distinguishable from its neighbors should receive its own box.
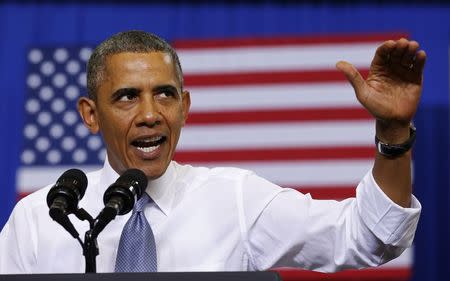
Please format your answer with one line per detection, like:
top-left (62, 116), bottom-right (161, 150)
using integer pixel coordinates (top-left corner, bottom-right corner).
top-left (0, 272), bottom-right (281, 281)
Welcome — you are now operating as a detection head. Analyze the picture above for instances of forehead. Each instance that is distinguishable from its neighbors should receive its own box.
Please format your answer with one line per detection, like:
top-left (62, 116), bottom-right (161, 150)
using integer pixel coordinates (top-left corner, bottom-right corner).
top-left (102, 51), bottom-right (177, 83)
top-left (105, 51), bottom-right (173, 71)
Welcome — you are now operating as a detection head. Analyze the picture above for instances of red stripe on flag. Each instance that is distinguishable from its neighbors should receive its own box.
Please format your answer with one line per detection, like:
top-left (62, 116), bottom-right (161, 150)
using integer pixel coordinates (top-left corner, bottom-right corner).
top-left (174, 33), bottom-right (408, 49)
top-left (184, 69), bottom-right (369, 87)
top-left (17, 192), bottom-right (30, 201)
top-left (292, 186), bottom-right (356, 200)
top-left (273, 267), bottom-right (411, 281)
top-left (174, 146), bottom-right (375, 163)
top-left (187, 107), bottom-right (371, 125)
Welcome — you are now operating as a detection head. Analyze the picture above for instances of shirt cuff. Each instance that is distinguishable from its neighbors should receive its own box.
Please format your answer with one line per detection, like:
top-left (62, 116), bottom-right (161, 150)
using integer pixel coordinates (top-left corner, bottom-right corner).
top-left (356, 169), bottom-right (421, 248)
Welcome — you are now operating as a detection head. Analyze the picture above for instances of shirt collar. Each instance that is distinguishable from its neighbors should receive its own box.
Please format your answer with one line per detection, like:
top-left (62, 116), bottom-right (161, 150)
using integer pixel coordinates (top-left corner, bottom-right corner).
top-left (99, 156), bottom-right (177, 217)
top-left (145, 161), bottom-right (177, 217)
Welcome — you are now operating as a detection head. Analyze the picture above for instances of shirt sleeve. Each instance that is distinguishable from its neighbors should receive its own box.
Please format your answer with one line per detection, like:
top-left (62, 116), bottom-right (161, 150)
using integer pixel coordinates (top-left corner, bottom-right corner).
top-left (0, 200), bottom-right (37, 274)
top-left (243, 169), bottom-right (421, 272)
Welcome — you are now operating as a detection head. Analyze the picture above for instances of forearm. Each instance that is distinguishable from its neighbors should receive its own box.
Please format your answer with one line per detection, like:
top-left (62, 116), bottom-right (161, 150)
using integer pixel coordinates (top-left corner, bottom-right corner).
top-left (372, 121), bottom-right (412, 208)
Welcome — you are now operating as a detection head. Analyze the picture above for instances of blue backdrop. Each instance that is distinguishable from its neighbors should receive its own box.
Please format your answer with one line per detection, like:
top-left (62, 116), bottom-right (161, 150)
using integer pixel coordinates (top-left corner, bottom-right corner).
top-left (0, 2), bottom-right (448, 280)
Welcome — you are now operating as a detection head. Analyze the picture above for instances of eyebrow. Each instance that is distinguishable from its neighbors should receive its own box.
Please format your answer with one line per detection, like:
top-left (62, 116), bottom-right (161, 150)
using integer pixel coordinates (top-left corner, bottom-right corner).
top-left (110, 84), bottom-right (180, 101)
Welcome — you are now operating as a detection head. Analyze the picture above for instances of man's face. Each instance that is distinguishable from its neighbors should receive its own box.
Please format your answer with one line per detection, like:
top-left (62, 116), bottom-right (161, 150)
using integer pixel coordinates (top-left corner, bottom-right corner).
top-left (79, 52), bottom-right (190, 179)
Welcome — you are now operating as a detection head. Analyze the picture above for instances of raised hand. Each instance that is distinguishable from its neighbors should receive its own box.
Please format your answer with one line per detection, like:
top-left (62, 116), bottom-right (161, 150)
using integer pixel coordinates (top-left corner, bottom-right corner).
top-left (336, 38), bottom-right (426, 137)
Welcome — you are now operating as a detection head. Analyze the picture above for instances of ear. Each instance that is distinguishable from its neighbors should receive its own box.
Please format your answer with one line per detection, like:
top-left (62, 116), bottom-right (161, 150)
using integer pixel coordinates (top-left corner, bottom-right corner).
top-left (181, 90), bottom-right (191, 126)
top-left (77, 97), bottom-right (100, 134)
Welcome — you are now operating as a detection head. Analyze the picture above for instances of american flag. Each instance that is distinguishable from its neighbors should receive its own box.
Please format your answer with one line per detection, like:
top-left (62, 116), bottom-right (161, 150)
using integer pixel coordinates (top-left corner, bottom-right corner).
top-left (18, 33), bottom-right (412, 280)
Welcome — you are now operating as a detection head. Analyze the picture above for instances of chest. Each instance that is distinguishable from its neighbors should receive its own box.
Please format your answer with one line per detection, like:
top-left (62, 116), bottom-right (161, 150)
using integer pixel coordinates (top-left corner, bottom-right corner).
top-left (34, 190), bottom-right (246, 272)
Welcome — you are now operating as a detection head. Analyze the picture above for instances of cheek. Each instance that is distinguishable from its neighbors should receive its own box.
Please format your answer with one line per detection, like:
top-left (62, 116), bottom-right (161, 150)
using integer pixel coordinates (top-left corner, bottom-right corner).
top-left (166, 109), bottom-right (186, 131)
top-left (98, 110), bottom-right (133, 142)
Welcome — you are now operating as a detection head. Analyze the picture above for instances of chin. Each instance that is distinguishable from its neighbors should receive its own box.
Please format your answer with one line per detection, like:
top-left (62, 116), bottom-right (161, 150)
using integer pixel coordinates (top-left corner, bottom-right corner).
top-left (119, 153), bottom-right (172, 179)
top-left (142, 170), bottom-right (165, 180)
top-left (139, 163), bottom-right (169, 180)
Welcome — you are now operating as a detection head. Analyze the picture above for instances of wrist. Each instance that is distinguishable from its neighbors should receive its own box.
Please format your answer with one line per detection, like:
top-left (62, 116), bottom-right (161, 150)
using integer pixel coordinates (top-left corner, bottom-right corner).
top-left (375, 120), bottom-right (411, 143)
top-left (375, 124), bottom-right (416, 158)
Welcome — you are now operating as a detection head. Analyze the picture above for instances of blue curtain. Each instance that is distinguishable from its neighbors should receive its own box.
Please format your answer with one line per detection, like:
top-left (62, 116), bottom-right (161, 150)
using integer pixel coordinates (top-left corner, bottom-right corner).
top-left (0, 3), bottom-right (448, 280)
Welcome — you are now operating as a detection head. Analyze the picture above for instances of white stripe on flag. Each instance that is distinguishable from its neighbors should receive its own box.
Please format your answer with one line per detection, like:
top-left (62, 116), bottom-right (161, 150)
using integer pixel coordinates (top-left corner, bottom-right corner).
top-left (17, 165), bottom-right (101, 193)
top-left (189, 82), bottom-right (360, 112)
top-left (179, 120), bottom-right (374, 150)
top-left (178, 43), bottom-right (378, 74)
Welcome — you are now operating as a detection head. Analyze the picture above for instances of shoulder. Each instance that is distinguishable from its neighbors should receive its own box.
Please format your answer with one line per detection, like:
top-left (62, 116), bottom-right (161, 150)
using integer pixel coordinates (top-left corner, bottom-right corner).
top-left (172, 161), bottom-right (282, 194)
top-left (173, 161), bottom-right (254, 183)
top-left (15, 185), bottom-right (52, 213)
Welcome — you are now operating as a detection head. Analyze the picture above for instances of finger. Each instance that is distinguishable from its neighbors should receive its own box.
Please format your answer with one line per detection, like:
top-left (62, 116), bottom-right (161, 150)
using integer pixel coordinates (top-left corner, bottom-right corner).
top-left (372, 40), bottom-right (396, 66)
top-left (389, 38), bottom-right (409, 64)
top-left (336, 61), bottom-right (366, 99)
top-left (413, 50), bottom-right (427, 74)
top-left (400, 41), bottom-right (420, 69)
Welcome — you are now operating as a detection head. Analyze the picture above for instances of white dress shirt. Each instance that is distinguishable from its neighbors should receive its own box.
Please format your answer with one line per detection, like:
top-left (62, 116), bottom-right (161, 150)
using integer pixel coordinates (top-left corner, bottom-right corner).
top-left (0, 159), bottom-right (421, 274)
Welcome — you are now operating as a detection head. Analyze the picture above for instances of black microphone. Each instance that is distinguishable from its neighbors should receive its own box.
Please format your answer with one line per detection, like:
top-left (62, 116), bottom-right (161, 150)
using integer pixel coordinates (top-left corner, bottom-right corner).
top-left (91, 169), bottom-right (148, 238)
top-left (46, 169), bottom-right (88, 238)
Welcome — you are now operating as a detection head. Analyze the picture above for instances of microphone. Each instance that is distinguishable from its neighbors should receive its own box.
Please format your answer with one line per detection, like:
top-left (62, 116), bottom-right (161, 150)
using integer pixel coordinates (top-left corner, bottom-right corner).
top-left (46, 169), bottom-right (88, 238)
top-left (91, 169), bottom-right (148, 238)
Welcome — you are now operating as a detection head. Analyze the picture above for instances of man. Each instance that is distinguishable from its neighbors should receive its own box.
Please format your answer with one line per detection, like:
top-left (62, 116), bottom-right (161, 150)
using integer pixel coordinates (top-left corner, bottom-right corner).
top-left (0, 31), bottom-right (423, 273)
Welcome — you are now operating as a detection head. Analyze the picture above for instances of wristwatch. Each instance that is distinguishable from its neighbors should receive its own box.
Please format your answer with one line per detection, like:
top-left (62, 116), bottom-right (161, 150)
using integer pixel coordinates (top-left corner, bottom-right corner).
top-left (375, 125), bottom-right (416, 157)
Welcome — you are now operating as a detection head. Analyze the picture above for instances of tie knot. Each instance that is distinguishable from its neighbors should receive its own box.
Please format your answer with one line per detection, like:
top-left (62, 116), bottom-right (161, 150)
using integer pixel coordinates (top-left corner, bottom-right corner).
top-left (133, 193), bottom-right (151, 213)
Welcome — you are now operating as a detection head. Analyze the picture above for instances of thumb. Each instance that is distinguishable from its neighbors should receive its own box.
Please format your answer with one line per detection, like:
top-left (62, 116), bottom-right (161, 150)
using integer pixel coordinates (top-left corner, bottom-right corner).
top-left (336, 61), bottom-right (366, 96)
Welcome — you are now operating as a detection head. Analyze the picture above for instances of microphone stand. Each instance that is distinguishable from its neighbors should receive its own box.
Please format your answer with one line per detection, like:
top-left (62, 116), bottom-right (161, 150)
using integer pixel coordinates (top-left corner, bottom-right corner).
top-left (61, 207), bottom-right (117, 273)
top-left (83, 230), bottom-right (99, 273)
top-left (73, 208), bottom-right (100, 273)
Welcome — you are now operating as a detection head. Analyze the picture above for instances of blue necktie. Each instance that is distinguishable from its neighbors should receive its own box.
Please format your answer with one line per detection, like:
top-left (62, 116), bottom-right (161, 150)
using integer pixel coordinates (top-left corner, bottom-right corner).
top-left (115, 193), bottom-right (157, 272)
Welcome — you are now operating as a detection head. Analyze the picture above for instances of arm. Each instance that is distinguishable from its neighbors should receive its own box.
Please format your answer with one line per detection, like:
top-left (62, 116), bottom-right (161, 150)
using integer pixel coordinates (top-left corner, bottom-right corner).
top-left (336, 38), bottom-right (426, 207)
top-left (244, 172), bottom-right (420, 272)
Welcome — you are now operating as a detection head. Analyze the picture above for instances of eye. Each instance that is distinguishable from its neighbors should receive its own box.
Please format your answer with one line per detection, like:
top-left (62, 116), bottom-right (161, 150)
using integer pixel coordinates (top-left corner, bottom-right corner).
top-left (155, 89), bottom-right (176, 100)
top-left (156, 92), bottom-right (171, 98)
top-left (118, 93), bottom-right (138, 102)
top-left (112, 88), bottom-right (140, 102)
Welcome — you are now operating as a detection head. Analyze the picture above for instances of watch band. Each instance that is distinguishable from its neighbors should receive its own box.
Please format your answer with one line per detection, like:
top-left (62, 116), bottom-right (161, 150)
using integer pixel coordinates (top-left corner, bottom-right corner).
top-left (375, 126), bottom-right (416, 157)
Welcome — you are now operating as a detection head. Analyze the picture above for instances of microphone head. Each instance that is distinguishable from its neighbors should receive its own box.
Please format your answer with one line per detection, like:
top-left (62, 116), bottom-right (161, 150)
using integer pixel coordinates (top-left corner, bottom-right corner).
top-left (57, 169), bottom-right (88, 198)
top-left (103, 168), bottom-right (148, 215)
top-left (47, 168), bottom-right (88, 211)
top-left (116, 168), bottom-right (148, 198)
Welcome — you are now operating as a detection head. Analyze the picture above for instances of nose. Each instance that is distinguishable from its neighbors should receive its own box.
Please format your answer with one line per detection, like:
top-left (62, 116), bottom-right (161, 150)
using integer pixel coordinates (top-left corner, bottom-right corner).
top-left (135, 95), bottom-right (162, 127)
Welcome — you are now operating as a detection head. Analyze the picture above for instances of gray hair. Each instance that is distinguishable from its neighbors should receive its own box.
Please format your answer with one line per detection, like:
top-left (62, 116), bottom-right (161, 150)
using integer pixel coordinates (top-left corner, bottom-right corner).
top-left (86, 30), bottom-right (184, 101)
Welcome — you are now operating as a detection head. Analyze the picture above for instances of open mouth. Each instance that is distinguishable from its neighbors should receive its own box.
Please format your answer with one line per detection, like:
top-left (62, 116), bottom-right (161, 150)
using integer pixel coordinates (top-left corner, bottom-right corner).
top-left (131, 136), bottom-right (166, 153)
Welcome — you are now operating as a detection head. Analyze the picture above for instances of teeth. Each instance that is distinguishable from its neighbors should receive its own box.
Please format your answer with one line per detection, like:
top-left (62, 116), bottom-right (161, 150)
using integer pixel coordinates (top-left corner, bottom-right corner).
top-left (140, 136), bottom-right (162, 143)
top-left (137, 144), bottom-right (160, 153)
